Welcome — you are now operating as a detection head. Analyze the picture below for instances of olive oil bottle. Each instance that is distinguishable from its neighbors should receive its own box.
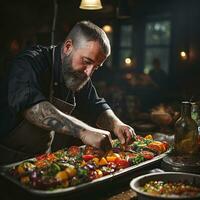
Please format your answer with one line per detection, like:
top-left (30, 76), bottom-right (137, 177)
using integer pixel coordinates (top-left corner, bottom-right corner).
top-left (174, 101), bottom-right (199, 155)
top-left (191, 102), bottom-right (200, 135)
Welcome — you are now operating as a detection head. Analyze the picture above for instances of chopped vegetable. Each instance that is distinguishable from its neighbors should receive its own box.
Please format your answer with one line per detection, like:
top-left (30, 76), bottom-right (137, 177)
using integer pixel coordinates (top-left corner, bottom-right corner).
top-left (8, 134), bottom-right (169, 190)
top-left (82, 154), bottom-right (95, 162)
top-left (142, 180), bottom-right (200, 197)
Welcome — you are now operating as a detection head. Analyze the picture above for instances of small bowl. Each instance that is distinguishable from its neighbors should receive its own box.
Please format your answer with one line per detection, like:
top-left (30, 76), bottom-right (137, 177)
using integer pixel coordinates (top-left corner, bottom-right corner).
top-left (130, 172), bottom-right (200, 200)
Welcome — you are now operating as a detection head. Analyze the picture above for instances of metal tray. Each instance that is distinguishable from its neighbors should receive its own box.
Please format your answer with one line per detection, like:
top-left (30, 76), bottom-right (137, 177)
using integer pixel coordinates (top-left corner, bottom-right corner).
top-left (0, 148), bottom-right (171, 197)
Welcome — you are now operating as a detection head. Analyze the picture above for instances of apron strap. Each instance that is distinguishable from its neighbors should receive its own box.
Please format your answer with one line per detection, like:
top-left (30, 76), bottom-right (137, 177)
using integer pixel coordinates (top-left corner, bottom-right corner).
top-left (49, 45), bottom-right (55, 103)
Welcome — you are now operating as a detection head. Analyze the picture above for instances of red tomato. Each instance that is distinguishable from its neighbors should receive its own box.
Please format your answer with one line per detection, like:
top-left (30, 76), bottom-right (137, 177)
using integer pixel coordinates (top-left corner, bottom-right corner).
top-left (162, 141), bottom-right (169, 150)
top-left (140, 151), bottom-right (154, 160)
top-left (68, 146), bottom-right (80, 156)
top-left (147, 141), bottom-right (166, 153)
top-left (46, 153), bottom-right (57, 161)
top-left (35, 160), bottom-right (48, 168)
top-left (82, 155), bottom-right (95, 162)
top-left (36, 153), bottom-right (56, 162)
top-left (114, 158), bottom-right (130, 169)
top-left (36, 154), bottom-right (47, 161)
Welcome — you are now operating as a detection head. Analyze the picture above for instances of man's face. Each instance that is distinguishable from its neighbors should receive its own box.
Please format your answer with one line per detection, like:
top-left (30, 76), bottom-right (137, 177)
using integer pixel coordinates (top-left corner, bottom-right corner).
top-left (62, 41), bottom-right (107, 91)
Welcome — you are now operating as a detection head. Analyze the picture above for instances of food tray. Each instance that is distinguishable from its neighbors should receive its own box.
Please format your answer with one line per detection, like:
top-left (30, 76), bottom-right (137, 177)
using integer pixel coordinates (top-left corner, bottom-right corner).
top-left (0, 148), bottom-right (171, 197)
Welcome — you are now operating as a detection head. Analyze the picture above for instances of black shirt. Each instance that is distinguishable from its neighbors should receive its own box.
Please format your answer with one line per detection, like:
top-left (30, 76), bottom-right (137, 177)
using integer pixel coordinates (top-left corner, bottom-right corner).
top-left (0, 44), bottom-right (110, 138)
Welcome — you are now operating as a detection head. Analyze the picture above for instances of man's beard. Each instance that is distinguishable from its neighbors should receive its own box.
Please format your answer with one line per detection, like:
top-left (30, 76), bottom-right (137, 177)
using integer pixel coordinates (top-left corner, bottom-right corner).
top-left (62, 54), bottom-right (90, 92)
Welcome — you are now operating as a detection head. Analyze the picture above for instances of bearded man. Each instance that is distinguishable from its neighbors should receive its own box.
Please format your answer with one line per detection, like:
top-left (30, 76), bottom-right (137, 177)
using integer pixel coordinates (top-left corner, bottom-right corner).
top-left (0, 21), bottom-right (135, 165)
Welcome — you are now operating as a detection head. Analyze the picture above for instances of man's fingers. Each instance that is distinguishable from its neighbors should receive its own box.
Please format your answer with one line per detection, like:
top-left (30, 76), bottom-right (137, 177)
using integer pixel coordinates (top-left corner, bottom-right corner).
top-left (117, 133), bottom-right (126, 145)
top-left (125, 127), bottom-right (135, 143)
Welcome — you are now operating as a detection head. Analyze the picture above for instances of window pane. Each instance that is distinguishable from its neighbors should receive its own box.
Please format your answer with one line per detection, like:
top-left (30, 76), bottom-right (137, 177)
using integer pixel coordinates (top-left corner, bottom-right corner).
top-left (120, 25), bottom-right (133, 47)
top-left (145, 21), bottom-right (171, 45)
top-left (144, 48), bottom-right (169, 74)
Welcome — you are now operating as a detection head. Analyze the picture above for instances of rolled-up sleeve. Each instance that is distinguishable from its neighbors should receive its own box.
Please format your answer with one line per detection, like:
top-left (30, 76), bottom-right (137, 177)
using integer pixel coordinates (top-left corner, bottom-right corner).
top-left (8, 58), bottom-right (47, 114)
top-left (74, 80), bottom-right (111, 125)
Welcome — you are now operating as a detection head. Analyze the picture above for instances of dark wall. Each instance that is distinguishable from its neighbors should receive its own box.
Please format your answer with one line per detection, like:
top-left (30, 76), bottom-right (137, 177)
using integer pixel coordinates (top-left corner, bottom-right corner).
top-left (124, 0), bottom-right (200, 100)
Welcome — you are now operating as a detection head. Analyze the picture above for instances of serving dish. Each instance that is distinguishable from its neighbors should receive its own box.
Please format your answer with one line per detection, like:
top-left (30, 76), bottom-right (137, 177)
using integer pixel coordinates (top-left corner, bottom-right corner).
top-left (130, 172), bottom-right (200, 200)
top-left (0, 135), bottom-right (171, 197)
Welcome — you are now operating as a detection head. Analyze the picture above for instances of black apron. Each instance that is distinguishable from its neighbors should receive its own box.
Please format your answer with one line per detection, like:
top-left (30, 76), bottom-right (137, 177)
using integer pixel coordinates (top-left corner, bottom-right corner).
top-left (0, 47), bottom-right (81, 165)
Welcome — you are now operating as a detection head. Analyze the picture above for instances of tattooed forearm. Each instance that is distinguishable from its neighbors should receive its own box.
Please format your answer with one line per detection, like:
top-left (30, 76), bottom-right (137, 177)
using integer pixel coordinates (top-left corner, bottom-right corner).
top-left (24, 101), bottom-right (86, 137)
top-left (96, 109), bottom-right (122, 131)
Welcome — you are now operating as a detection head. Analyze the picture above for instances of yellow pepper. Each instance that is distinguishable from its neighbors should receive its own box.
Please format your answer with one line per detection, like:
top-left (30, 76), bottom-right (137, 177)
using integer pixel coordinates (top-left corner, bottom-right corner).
top-left (106, 156), bottom-right (117, 162)
top-left (55, 171), bottom-right (69, 182)
top-left (65, 166), bottom-right (77, 178)
top-left (92, 157), bottom-right (99, 165)
top-left (145, 134), bottom-right (153, 140)
top-left (99, 157), bottom-right (108, 166)
top-left (96, 169), bottom-right (103, 178)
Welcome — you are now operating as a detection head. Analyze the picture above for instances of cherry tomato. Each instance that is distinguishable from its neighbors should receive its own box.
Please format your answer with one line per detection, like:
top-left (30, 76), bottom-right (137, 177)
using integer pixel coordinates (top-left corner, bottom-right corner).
top-left (68, 146), bottom-right (80, 156)
top-left (36, 154), bottom-right (46, 161)
top-left (82, 155), bottom-right (95, 162)
top-left (46, 153), bottom-right (57, 161)
top-left (140, 150), bottom-right (154, 160)
top-left (147, 141), bottom-right (166, 153)
top-left (114, 158), bottom-right (130, 169)
top-left (162, 141), bottom-right (169, 150)
top-left (35, 160), bottom-right (48, 168)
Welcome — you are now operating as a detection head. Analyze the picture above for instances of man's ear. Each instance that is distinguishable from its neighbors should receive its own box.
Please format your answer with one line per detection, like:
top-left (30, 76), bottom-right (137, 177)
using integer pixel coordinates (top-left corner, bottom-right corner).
top-left (63, 39), bottom-right (73, 56)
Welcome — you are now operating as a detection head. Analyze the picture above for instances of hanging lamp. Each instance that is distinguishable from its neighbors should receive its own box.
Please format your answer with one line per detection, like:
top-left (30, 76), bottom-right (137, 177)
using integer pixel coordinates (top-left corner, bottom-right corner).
top-left (79, 0), bottom-right (103, 10)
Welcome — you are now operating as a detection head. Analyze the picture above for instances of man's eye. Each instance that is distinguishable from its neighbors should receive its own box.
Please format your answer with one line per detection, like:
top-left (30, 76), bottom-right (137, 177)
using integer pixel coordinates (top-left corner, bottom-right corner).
top-left (84, 61), bottom-right (92, 65)
top-left (82, 59), bottom-right (92, 65)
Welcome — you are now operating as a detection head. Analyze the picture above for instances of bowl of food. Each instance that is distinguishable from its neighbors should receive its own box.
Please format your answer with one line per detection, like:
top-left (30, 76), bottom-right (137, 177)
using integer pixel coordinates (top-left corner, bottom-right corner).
top-left (130, 172), bottom-right (200, 200)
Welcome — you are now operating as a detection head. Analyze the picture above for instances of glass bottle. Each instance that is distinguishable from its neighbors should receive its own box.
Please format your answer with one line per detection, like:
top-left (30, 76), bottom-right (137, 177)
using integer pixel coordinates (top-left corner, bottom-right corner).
top-left (174, 101), bottom-right (199, 155)
top-left (191, 102), bottom-right (200, 135)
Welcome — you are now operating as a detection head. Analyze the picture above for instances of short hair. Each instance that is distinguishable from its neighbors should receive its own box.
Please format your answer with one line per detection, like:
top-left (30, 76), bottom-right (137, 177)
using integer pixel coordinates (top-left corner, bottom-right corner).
top-left (66, 21), bottom-right (111, 56)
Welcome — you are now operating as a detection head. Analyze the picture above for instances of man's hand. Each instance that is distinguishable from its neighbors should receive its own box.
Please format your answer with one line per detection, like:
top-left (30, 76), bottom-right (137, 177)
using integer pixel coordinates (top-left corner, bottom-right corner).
top-left (113, 122), bottom-right (136, 145)
top-left (96, 109), bottom-right (136, 145)
top-left (79, 128), bottom-right (112, 151)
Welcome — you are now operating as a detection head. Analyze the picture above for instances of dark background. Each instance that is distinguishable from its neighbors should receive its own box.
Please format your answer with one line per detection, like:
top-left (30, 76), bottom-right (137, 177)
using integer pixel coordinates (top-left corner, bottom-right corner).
top-left (1, 0), bottom-right (200, 119)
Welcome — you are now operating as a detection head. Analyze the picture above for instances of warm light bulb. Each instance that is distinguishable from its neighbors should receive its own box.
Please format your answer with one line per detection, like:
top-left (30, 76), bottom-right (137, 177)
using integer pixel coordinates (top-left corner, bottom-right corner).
top-left (180, 51), bottom-right (187, 60)
top-left (125, 58), bottom-right (132, 66)
top-left (102, 25), bottom-right (112, 33)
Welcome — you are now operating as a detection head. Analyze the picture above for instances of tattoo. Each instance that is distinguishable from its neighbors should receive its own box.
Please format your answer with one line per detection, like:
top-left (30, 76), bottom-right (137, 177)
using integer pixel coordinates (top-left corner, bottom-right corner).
top-left (96, 109), bottom-right (120, 131)
top-left (24, 101), bottom-right (85, 137)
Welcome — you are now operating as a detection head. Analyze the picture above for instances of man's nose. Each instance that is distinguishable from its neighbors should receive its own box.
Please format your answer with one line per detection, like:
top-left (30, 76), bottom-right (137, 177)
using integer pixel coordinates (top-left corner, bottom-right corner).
top-left (84, 65), bottom-right (94, 77)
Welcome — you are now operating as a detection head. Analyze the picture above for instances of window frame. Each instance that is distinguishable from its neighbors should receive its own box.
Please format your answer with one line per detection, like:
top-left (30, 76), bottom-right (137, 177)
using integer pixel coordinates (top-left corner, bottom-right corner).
top-left (143, 15), bottom-right (172, 74)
